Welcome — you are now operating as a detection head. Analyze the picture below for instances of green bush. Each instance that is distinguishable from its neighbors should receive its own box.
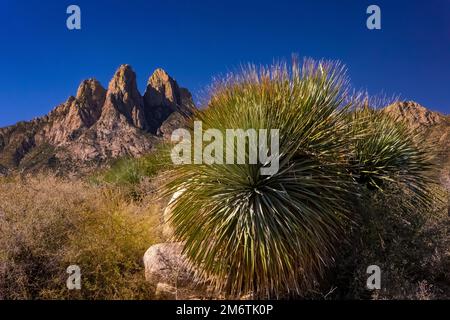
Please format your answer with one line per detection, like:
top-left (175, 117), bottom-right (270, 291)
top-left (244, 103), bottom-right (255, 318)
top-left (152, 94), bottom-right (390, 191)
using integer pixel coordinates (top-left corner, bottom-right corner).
top-left (331, 183), bottom-right (449, 299)
top-left (349, 106), bottom-right (434, 198)
top-left (162, 59), bottom-right (437, 298)
top-left (94, 145), bottom-right (172, 199)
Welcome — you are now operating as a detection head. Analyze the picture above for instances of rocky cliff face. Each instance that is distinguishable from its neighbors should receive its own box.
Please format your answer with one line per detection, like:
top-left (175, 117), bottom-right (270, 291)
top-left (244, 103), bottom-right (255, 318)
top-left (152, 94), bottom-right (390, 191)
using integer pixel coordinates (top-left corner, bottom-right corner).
top-left (143, 68), bottom-right (193, 134)
top-left (38, 79), bottom-right (106, 146)
top-left (0, 65), bottom-right (193, 173)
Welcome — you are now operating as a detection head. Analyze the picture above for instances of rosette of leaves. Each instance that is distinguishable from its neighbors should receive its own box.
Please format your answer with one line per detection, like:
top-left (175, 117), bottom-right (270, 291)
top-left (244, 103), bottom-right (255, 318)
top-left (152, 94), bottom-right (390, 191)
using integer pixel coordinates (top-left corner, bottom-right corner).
top-left (162, 59), bottom-right (356, 298)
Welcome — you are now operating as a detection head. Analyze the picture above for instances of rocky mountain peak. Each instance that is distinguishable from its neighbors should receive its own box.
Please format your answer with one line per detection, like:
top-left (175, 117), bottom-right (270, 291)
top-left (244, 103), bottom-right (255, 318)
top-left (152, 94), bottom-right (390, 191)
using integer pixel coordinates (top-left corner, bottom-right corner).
top-left (146, 68), bottom-right (181, 106)
top-left (102, 64), bottom-right (146, 130)
top-left (383, 101), bottom-right (445, 127)
top-left (108, 64), bottom-right (137, 93)
top-left (143, 68), bottom-right (193, 134)
top-left (0, 64), bottom-right (194, 174)
top-left (76, 78), bottom-right (106, 104)
top-left (148, 68), bottom-right (172, 84)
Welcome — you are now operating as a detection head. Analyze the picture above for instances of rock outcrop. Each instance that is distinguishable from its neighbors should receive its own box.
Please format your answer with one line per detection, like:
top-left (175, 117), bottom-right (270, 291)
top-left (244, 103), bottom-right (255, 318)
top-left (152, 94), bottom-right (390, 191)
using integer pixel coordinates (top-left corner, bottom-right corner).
top-left (143, 242), bottom-right (212, 299)
top-left (0, 65), bottom-right (194, 173)
top-left (37, 79), bottom-right (106, 146)
top-left (383, 101), bottom-right (445, 128)
top-left (102, 65), bottom-right (147, 130)
top-left (143, 69), bottom-right (193, 134)
top-left (158, 112), bottom-right (189, 140)
top-left (143, 242), bottom-right (194, 286)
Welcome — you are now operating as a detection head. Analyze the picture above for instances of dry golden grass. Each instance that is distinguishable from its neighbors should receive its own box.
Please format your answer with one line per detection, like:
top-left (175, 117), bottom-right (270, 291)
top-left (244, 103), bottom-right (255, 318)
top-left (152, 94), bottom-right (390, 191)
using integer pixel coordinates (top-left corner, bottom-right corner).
top-left (0, 174), bottom-right (162, 300)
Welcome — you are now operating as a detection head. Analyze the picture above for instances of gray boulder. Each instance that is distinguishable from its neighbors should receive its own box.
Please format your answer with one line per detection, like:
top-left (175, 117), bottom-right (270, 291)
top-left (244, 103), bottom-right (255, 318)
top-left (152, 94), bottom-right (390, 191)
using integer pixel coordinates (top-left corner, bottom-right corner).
top-left (143, 242), bottom-right (194, 287)
top-left (143, 242), bottom-right (217, 299)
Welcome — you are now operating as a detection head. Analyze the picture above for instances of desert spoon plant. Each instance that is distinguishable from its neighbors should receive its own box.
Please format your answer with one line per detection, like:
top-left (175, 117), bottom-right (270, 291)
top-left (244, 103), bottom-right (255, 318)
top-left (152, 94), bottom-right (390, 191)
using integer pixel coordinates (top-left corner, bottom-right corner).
top-left (162, 59), bottom-right (436, 298)
top-left (348, 106), bottom-right (434, 199)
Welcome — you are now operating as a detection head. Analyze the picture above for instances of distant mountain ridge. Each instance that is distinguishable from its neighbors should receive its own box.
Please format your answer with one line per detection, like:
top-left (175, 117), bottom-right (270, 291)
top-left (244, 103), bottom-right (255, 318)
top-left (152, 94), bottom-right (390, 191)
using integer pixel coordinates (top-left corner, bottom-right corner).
top-left (383, 101), bottom-right (450, 188)
top-left (0, 65), bottom-right (192, 174)
top-left (383, 101), bottom-right (448, 128)
top-left (1, 76), bottom-right (448, 179)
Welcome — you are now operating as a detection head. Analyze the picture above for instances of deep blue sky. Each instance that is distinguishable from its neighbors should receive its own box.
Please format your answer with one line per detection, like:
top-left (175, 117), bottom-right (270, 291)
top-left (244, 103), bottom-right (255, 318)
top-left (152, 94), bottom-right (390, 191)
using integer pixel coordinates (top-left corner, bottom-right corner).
top-left (1, 0), bottom-right (449, 127)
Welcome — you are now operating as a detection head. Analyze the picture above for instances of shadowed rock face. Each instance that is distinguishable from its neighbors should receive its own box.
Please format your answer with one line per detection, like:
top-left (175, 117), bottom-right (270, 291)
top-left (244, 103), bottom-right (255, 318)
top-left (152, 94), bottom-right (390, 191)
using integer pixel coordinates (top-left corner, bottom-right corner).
top-left (0, 65), bottom-right (194, 174)
top-left (143, 68), bottom-right (194, 134)
top-left (103, 64), bottom-right (147, 130)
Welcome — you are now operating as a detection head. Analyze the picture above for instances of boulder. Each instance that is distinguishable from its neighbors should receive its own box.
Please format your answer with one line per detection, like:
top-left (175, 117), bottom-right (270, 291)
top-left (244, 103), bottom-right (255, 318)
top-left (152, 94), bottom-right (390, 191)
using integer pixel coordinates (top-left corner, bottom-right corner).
top-left (143, 242), bottom-right (221, 299)
top-left (143, 242), bottom-right (194, 287)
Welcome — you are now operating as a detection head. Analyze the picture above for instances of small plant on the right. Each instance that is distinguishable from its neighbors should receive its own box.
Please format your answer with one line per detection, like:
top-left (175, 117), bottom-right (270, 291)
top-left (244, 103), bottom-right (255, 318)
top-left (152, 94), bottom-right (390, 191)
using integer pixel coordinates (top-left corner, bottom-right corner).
top-left (348, 105), bottom-right (434, 197)
top-left (332, 105), bottom-right (447, 299)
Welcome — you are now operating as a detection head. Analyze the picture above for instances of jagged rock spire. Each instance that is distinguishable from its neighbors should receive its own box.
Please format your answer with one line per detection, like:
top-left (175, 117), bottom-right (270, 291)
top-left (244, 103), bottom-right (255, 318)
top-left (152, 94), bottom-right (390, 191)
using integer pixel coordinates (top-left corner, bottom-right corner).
top-left (0, 64), bottom-right (195, 172)
top-left (143, 68), bottom-right (193, 133)
top-left (103, 64), bottom-right (147, 130)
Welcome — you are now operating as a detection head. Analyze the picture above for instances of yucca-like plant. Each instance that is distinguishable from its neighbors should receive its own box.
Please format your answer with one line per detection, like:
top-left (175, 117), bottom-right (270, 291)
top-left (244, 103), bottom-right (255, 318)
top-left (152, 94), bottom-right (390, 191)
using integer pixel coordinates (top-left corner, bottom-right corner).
top-left (161, 59), bottom-right (437, 298)
top-left (348, 106), bottom-right (435, 210)
top-left (162, 59), bottom-right (358, 297)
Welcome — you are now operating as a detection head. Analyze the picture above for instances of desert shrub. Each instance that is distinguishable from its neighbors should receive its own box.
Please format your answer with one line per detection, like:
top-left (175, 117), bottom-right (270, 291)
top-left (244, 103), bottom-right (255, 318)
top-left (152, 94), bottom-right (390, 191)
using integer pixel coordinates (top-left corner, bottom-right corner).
top-left (163, 60), bottom-right (357, 298)
top-left (162, 59), bottom-right (438, 298)
top-left (348, 107), bottom-right (434, 198)
top-left (330, 183), bottom-right (450, 299)
top-left (0, 175), bottom-right (161, 300)
top-left (94, 145), bottom-right (172, 199)
top-left (321, 105), bottom-right (449, 299)
top-left (102, 157), bottom-right (144, 186)
top-left (293, 104), bottom-right (448, 300)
